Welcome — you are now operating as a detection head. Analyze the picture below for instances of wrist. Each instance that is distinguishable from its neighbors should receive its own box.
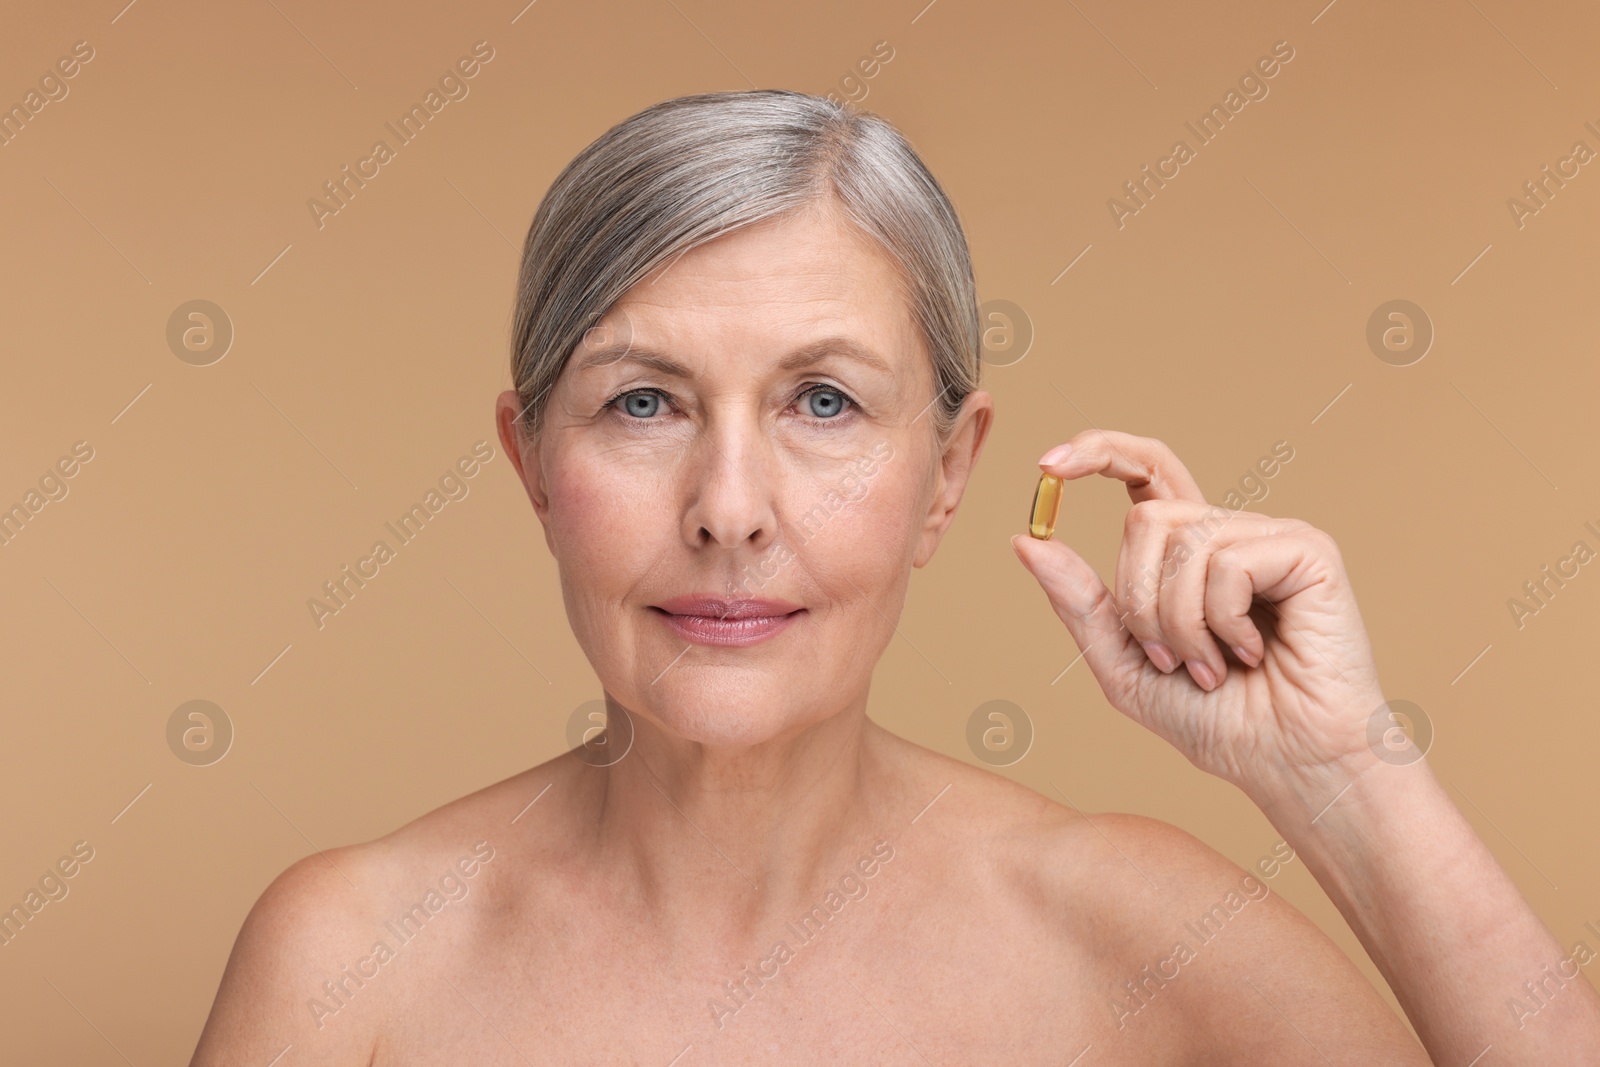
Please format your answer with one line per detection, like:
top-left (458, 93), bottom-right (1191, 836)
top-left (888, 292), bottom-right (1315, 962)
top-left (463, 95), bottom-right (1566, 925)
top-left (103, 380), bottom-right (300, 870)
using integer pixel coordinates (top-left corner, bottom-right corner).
top-left (1245, 741), bottom-right (1443, 845)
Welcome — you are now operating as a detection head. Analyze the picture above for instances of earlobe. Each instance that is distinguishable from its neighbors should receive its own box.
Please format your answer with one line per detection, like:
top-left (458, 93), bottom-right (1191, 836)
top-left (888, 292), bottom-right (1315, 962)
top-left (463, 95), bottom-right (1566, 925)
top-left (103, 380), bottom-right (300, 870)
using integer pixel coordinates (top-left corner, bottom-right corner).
top-left (495, 389), bottom-right (548, 517)
top-left (911, 391), bottom-right (994, 569)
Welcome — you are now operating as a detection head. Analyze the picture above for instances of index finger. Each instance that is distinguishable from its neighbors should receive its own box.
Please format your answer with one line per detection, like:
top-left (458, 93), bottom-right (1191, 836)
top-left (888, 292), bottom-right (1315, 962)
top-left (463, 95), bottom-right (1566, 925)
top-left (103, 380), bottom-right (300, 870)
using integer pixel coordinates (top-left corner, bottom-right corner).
top-left (1038, 429), bottom-right (1206, 504)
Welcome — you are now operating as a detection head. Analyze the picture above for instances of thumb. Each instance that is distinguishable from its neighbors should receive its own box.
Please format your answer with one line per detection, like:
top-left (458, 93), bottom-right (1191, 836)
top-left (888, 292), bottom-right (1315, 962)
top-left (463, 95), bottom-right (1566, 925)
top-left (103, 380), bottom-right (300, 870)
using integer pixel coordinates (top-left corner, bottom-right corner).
top-left (1010, 534), bottom-right (1142, 697)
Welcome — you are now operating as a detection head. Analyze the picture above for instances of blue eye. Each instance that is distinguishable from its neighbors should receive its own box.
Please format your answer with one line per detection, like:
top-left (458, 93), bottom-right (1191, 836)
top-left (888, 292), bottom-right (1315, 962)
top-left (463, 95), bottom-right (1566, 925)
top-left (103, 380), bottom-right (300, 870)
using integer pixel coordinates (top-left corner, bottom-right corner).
top-left (617, 390), bottom-right (662, 418)
top-left (604, 384), bottom-right (856, 424)
top-left (803, 386), bottom-right (850, 419)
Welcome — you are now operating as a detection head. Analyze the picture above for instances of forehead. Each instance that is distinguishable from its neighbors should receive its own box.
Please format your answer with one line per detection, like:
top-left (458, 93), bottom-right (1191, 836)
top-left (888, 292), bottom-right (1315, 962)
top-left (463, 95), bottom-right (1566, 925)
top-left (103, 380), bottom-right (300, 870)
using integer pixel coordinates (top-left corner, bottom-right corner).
top-left (609, 204), bottom-right (917, 347)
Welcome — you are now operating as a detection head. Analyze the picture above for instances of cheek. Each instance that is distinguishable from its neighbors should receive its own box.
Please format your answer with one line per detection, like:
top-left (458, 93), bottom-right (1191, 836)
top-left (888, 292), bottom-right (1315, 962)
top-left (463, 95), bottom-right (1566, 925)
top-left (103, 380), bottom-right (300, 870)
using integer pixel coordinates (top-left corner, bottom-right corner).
top-left (544, 456), bottom-right (656, 575)
top-left (782, 456), bottom-right (921, 584)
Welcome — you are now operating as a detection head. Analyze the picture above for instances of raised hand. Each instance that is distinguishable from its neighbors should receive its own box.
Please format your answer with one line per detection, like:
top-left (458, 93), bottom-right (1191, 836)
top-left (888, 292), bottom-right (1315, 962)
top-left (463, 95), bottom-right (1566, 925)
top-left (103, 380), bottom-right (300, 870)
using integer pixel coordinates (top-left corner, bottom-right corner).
top-left (1010, 429), bottom-right (1389, 803)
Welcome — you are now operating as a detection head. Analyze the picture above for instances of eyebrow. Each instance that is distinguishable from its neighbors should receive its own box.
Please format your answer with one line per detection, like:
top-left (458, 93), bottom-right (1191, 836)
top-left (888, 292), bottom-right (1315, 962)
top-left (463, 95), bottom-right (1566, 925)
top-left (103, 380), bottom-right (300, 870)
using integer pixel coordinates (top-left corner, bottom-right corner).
top-left (575, 335), bottom-right (894, 378)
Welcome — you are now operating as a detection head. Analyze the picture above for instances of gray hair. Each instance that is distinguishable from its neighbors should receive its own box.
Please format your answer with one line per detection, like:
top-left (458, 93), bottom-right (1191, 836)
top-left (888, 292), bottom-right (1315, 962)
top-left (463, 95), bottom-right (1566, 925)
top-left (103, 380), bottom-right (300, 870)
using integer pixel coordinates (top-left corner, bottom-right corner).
top-left (509, 88), bottom-right (980, 445)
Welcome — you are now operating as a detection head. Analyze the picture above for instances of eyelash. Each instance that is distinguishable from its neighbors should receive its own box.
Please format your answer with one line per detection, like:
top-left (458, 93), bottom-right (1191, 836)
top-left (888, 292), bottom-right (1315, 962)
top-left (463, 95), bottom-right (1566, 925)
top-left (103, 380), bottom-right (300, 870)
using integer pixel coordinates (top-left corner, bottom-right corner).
top-left (602, 383), bottom-right (859, 426)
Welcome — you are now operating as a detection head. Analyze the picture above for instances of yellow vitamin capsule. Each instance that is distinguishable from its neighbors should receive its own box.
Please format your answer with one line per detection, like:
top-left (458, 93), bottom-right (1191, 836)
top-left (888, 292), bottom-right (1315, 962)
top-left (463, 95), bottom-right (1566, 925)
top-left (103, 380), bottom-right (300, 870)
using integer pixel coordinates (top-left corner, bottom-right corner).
top-left (1029, 473), bottom-right (1062, 539)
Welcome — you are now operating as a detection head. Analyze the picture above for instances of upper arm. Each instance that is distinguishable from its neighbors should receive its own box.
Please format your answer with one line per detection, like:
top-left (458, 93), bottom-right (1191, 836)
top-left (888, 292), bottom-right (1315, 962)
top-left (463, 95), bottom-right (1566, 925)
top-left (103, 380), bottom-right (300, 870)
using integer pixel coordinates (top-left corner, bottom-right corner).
top-left (1086, 813), bottom-right (1431, 1065)
top-left (189, 848), bottom-right (382, 1066)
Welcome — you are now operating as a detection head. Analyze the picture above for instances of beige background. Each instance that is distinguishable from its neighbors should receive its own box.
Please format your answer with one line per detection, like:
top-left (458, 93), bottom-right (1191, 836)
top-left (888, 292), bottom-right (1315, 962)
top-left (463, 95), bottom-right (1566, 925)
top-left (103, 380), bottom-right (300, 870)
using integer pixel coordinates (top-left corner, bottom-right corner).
top-left (2, 0), bottom-right (1598, 1059)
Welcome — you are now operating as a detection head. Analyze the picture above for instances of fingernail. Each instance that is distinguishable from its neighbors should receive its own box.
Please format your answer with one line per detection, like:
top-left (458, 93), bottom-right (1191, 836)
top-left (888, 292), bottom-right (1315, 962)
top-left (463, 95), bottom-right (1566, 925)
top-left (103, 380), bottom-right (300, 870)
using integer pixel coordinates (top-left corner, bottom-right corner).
top-left (1231, 644), bottom-right (1258, 667)
top-left (1040, 443), bottom-right (1073, 466)
top-left (1187, 660), bottom-right (1217, 690)
top-left (1141, 640), bottom-right (1178, 672)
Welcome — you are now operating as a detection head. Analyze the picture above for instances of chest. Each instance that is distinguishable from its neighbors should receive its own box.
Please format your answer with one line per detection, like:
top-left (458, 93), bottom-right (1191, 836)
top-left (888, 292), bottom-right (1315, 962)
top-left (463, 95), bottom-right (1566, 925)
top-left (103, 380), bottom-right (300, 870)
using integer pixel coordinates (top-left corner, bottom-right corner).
top-left (368, 892), bottom-right (1187, 1065)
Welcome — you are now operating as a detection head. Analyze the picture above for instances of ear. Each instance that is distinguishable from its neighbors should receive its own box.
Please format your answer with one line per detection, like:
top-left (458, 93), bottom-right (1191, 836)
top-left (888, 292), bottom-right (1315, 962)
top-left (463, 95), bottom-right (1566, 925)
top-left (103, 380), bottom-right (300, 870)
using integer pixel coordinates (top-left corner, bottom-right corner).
top-left (913, 389), bottom-right (994, 568)
top-left (495, 390), bottom-right (554, 548)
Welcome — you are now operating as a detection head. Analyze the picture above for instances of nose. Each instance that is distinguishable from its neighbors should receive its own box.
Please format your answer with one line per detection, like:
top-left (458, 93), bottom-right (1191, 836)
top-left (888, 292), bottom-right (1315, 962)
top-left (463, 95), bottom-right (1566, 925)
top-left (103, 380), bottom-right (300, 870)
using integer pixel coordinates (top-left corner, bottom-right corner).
top-left (680, 419), bottom-right (781, 552)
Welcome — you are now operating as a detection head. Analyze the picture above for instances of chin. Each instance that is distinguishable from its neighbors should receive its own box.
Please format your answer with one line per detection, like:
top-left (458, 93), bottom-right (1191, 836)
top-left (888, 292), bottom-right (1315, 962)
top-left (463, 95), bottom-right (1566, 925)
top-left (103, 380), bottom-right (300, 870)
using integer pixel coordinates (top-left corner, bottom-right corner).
top-left (631, 681), bottom-right (815, 749)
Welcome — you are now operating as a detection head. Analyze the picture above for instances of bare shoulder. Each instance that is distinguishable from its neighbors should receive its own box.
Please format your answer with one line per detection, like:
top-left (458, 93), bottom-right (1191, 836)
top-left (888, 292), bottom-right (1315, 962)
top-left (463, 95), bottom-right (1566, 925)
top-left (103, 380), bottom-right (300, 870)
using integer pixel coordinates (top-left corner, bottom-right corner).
top-left (875, 734), bottom-right (1427, 1061)
top-left (1055, 810), bottom-right (1428, 1060)
top-left (187, 836), bottom-right (394, 1065)
top-left (189, 753), bottom-right (580, 1065)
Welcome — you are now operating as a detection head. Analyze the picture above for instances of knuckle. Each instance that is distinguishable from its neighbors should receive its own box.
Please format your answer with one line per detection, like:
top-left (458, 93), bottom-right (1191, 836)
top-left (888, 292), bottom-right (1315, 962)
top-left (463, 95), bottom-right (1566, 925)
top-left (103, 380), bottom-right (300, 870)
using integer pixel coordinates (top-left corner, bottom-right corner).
top-left (1313, 527), bottom-right (1342, 558)
top-left (1169, 520), bottom-right (1211, 553)
top-left (1123, 499), bottom-right (1167, 533)
top-left (1287, 518), bottom-right (1337, 551)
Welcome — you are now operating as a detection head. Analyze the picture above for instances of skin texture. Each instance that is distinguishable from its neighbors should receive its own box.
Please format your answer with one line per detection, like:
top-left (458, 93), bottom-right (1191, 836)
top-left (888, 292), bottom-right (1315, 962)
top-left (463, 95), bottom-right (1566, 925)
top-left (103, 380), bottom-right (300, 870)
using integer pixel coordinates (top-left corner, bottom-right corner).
top-left (190, 200), bottom-right (1599, 1065)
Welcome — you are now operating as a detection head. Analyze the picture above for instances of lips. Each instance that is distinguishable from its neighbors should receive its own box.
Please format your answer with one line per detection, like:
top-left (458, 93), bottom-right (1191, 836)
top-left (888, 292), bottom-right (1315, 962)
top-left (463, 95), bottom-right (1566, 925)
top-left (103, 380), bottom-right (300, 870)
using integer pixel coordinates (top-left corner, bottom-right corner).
top-left (649, 595), bottom-right (805, 647)
top-left (651, 595), bottom-right (802, 619)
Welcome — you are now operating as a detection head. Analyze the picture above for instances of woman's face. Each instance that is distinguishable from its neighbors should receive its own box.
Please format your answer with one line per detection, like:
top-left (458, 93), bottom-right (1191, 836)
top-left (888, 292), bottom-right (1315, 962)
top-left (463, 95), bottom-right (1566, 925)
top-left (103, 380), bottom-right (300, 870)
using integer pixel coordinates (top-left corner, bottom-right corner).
top-left (497, 202), bottom-right (991, 748)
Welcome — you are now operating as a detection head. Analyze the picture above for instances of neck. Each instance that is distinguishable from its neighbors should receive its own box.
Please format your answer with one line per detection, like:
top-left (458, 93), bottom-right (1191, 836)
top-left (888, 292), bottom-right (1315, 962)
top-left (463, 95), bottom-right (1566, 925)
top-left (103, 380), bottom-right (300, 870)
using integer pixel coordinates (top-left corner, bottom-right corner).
top-left (586, 689), bottom-right (894, 943)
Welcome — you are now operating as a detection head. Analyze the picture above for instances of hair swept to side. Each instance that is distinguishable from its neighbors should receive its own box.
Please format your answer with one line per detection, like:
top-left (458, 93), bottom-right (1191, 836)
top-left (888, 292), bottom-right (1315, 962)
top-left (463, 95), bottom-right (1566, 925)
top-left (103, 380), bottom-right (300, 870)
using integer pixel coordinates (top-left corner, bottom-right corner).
top-left (509, 88), bottom-right (980, 444)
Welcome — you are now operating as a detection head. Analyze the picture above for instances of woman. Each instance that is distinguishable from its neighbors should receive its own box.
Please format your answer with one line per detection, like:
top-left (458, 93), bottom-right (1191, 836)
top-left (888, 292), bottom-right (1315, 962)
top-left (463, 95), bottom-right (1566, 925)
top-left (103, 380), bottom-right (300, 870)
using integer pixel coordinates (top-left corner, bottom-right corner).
top-left (191, 90), bottom-right (1599, 1064)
